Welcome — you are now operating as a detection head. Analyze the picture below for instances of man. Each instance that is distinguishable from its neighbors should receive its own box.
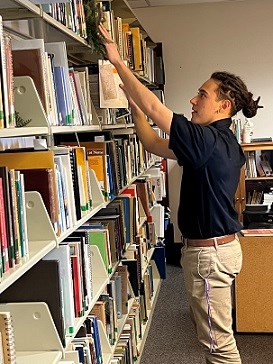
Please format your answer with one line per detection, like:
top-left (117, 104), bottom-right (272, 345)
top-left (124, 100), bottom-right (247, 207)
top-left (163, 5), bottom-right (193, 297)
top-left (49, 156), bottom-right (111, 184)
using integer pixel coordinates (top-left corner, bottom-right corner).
top-left (99, 24), bottom-right (262, 363)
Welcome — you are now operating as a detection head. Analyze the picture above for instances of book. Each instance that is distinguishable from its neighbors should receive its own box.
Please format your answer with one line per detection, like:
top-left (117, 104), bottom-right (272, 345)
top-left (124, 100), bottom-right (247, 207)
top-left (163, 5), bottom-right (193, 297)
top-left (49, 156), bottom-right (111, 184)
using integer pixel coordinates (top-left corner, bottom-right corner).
top-left (135, 179), bottom-right (152, 219)
top-left (90, 213), bottom-right (122, 263)
top-left (0, 150), bottom-right (61, 236)
top-left (112, 273), bottom-right (122, 319)
top-left (0, 311), bottom-right (16, 363)
top-left (0, 16), bottom-right (10, 128)
top-left (62, 140), bottom-right (109, 201)
top-left (122, 23), bottom-right (134, 70)
top-left (116, 265), bottom-right (129, 315)
top-left (66, 233), bottom-right (92, 312)
top-left (122, 259), bottom-right (140, 297)
top-left (8, 170), bottom-right (20, 265)
top-left (0, 177), bottom-right (9, 273)
top-left (3, 35), bottom-right (15, 127)
top-left (53, 65), bottom-right (72, 125)
top-left (0, 166), bottom-right (15, 267)
top-left (152, 243), bottom-right (167, 279)
top-left (55, 155), bottom-right (71, 233)
top-left (130, 27), bottom-right (143, 72)
top-left (44, 244), bottom-right (75, 336)
top-left (83, 227), bottom-right (112, 273)
top-left (241, 229), bottom-right (273, 236)
top-left (74, 67), bottom-right (92, 123)
top-left (260, 151), bottom-right (273, 176)
top-left (90, 301), bottom-right (107, 329)
top-left (14, 170), bottom-right (28, 258)
top-left (21, 167), bottom-right (57, 228)
top-left (45, 41), bottom-right (73, 124)
top-left (98, 59), bottom-right (128, 109)
top-left (11, 40), bottom-right (49, 117)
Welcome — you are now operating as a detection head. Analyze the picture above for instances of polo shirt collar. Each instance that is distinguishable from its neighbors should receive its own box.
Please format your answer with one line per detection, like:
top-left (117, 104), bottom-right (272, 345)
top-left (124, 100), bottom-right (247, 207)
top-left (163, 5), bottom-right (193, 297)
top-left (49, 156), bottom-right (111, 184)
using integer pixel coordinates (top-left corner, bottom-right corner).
top-left (210, 118), bottom-right (232, 129)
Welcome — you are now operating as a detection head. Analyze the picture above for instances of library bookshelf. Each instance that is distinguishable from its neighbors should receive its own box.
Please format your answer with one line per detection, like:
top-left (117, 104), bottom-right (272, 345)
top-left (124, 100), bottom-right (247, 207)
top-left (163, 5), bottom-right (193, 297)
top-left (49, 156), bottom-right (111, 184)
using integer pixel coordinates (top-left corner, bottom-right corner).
top-left (235, 142), bottom-right (273, 222)
top-left (0, 1), bottom-right (167, 363)
top-left (235, 142), bottom-right (273, 332)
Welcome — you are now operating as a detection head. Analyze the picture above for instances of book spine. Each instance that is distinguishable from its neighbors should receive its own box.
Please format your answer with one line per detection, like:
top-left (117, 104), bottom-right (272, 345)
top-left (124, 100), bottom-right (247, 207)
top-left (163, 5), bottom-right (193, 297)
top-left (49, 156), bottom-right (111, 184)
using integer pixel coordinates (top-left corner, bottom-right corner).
top-left (4, 35), bottom-right (15, 128)
top-left (15, 171), bottom-right (26, 257)
top-left (0, 16), bottom-right (9, 128)
top-left (0, 178), bottom-right (5, 276)
top-left (0, 312), bottom-right (16, 363)
top-left (9, 169), bottom-right (21, 264)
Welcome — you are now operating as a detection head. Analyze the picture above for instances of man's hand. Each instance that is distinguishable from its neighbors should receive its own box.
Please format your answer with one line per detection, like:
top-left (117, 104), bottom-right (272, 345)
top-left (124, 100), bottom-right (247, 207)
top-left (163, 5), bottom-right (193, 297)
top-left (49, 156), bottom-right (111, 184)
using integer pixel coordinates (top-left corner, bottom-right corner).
top-left (98, 23), bottom-right (122, 66)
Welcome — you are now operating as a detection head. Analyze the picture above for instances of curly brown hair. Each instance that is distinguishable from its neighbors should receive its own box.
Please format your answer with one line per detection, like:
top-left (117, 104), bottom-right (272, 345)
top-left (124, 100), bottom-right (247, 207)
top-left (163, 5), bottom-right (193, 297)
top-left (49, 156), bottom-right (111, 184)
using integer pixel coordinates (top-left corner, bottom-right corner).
top-left (211, 71), bottom-right (263, 118)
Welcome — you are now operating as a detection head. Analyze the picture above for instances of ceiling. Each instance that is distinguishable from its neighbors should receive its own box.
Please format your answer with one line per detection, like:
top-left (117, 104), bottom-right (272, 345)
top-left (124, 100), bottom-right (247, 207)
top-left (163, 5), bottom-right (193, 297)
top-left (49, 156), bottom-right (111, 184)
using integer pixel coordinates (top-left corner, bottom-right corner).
top-left (126, 0), bottom-right (246, 8)
top-left (112, 0), bottom-right (246, 20)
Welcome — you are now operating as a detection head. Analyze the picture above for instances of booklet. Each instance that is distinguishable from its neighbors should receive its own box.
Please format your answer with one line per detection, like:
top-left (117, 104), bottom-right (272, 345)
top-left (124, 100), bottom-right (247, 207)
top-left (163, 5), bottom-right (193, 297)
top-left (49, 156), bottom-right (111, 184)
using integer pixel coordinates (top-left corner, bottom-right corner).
top-left (99, 59), bottom-right (128, 109)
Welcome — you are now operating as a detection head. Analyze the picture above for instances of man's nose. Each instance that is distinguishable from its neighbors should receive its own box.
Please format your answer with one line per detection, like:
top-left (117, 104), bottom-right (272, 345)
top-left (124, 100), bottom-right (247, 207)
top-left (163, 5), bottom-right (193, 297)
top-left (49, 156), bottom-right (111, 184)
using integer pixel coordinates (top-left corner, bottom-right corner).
top-left (190, 97), bottom-right (196, 104)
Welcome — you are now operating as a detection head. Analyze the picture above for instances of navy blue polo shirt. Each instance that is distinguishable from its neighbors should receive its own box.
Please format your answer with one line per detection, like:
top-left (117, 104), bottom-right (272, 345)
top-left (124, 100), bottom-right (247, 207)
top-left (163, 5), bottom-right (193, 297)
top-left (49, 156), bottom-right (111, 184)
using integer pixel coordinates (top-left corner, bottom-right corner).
top-left (169, 113), bottom-right (245, 239)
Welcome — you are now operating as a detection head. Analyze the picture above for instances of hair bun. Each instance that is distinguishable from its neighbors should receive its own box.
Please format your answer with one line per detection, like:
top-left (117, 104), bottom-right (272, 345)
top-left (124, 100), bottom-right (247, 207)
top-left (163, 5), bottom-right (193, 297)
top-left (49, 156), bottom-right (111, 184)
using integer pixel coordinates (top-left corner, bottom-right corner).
top-left (242, 95), bottom-right (263, 118)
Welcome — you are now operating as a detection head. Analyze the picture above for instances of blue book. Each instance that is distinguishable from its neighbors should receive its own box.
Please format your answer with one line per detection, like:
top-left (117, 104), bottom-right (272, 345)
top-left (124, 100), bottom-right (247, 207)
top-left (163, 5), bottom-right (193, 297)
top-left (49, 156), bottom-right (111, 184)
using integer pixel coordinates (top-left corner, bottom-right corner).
top-left (106, 154), bottom-right (114, 200)
top-left (14, 171), bottom-right (26, 258)
top-left (54, 164), bottom-right (66, 234)
top-left (53, 66), bottom-right (71, 125)
top-left (90, 315), bottom-right (103, 364)
top-left (115, 195), bottom-right (131, 245)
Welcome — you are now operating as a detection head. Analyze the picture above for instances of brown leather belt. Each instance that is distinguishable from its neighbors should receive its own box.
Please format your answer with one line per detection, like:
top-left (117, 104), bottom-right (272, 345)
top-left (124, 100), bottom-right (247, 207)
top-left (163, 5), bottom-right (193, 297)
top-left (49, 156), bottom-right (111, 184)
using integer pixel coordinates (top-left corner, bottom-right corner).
top-left (187, 234), bottom-right (236, 247)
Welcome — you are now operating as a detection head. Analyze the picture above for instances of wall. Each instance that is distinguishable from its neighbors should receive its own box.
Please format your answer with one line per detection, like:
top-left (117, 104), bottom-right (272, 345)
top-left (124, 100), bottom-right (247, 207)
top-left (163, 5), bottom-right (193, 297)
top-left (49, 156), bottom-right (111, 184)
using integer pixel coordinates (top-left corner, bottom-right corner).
top-left (132, 0), bottom-right (273, 240)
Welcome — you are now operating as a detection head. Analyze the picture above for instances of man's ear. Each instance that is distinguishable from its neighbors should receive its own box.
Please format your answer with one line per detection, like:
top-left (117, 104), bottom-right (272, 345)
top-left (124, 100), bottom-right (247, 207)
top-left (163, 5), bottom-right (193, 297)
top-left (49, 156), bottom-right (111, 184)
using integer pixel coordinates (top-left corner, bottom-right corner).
top-left (221, 99), bottom-right (232, 111)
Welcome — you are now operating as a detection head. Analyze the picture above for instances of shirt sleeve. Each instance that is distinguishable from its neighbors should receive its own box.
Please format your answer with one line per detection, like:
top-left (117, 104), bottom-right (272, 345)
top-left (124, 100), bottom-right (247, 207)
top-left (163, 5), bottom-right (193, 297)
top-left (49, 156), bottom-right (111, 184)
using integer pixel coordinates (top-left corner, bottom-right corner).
top-left (169, 113), bottom-right (217, 168)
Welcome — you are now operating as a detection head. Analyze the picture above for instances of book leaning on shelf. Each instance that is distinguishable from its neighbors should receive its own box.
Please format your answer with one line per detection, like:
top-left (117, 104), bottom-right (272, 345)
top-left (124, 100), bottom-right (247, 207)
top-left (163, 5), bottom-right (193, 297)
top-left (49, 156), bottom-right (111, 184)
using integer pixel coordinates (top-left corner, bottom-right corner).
top-left (10, 37), bottom-right (93, 127)
top-left (0, 167), bottom-right (29, 274)
top-left (0, 15), bottom-right (16, 129)
top-left (0, 259), bottom-right (66, 347)
top-left (98, 59), bottom-right (128, 109)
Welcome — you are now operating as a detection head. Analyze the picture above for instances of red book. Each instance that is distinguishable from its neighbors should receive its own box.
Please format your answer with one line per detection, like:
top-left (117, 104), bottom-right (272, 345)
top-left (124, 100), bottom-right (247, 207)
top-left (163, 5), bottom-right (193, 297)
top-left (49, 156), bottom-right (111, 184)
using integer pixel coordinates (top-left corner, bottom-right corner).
top-left (121, 184), bottom-right (137, 197)
top-left (12, 48), bottom-right (47, 113)
top-left (20, 168), bottom-right (57, 227)
top-left (71, 254), bottom-right (83, 318)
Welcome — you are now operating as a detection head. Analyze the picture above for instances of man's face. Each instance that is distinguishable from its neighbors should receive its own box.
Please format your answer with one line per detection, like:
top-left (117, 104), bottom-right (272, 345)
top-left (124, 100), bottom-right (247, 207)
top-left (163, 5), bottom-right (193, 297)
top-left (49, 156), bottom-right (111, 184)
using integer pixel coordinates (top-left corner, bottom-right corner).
top-left (190, 78), bottom-right (225, 125)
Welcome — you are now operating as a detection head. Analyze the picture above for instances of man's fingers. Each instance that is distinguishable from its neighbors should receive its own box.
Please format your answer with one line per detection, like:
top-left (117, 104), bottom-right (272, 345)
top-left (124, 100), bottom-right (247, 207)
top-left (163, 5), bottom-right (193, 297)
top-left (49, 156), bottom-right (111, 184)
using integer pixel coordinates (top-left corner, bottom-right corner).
top-left (98, 23), bottom-right (110, 39)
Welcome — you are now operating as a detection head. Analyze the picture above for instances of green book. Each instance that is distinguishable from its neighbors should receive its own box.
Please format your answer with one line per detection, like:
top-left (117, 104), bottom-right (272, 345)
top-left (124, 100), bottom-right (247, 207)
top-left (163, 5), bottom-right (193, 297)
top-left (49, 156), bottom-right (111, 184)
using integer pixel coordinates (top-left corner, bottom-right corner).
top-left (86, 228), bottom-right (112, 273)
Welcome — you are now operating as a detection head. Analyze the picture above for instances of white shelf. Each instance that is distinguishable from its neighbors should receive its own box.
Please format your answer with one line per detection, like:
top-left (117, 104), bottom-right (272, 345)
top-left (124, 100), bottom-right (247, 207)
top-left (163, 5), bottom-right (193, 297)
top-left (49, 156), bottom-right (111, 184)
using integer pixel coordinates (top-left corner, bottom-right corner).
top-left (101, 123), bottom-right (130, 130)
top-left (17, 351), bottom-right (62, 364)
top-left (0, 0), bottom-right (39, 11)
top-left (1, 0), bottom-right (94, 61)
top-left (0, 127), bottom-right (49, 137)
top-left (137, 275), bottom-right (162, 360)
top-left (0, 302), bottom-right (63, 363)
top-left (50, 125), bottom-right (101, 134)
top-left (115, 297), bottom-right (135, 346)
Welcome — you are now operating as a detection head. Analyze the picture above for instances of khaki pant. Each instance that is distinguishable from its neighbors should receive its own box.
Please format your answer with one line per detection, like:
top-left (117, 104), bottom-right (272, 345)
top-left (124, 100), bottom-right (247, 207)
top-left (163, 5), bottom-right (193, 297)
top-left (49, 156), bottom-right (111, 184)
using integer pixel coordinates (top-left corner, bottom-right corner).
top-left (181, 237), bottom-right (242, 363)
